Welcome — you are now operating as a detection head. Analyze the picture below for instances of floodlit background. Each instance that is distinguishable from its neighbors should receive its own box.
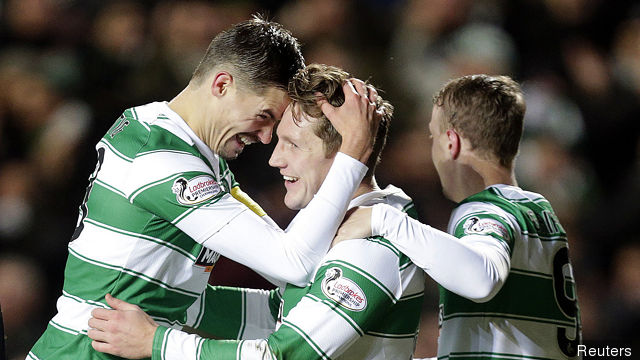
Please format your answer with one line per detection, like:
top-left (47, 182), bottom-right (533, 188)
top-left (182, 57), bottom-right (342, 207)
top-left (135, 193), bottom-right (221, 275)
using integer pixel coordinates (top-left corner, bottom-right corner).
top-left (0, 0), bottom-right (638, 358)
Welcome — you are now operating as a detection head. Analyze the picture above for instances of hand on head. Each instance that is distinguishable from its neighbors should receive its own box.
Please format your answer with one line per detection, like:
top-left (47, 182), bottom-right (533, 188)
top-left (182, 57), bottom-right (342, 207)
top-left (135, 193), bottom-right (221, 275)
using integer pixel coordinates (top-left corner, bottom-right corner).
top-left (316, 78), bottom-right (383, 163)
top-left (87, 294), bottom-right (158, 359)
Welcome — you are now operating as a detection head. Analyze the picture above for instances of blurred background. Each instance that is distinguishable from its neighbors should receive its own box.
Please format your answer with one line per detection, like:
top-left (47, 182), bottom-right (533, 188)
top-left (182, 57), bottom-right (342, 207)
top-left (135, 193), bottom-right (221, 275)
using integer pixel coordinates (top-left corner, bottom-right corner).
top-left (0, 0), bottom-right (638, 358)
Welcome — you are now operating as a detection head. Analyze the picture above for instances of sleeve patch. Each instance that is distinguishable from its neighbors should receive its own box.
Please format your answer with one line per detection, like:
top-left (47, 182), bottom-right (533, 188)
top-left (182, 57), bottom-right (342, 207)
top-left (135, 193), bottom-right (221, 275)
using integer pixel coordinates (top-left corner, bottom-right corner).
top-left (321, 267), bottom-right (367, 312)
top-left (171, 175), bottom-right (222, 205)
top-left (462, 216), bottom-right (511, 242)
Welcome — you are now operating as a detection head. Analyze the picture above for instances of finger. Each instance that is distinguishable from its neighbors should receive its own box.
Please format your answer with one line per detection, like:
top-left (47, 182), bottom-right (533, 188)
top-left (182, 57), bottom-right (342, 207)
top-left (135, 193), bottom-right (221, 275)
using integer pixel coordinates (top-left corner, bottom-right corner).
top-left (88, 316), bottom-right (109, 331)
top-left (343, 79), bottom-right (359, 98)
top-left (317, 97), bottom-right (336, 119)
top-left (106, 293), bottom-right (138, 311)
top-left (349, 78), bottom-right (368, 98)
top-left (91, 308), bottom-right (115, 321)
top-left (91, 340), bottom-right (117, 355)
top-left (366, 85), bottom-right (378, 105)
top-left (87, 328), bottom-right (109, 342)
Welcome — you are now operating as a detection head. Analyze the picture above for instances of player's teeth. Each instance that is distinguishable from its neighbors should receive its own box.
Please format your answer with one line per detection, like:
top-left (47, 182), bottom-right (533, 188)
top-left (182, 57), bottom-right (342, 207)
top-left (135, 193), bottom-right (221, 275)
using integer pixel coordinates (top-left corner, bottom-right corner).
top-left (283, 175), bottom-right (298, 182)
top-left (239, 135), bottom-right (253, 145)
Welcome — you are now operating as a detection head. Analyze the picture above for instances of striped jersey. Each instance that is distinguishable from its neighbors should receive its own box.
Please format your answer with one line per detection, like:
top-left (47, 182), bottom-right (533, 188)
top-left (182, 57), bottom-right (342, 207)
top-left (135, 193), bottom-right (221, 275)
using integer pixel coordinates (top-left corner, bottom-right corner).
top-left (438, 184), bottom-right (581, 360)
top-left (29, 101), bottom-right (362, 360)
top-left (151, 185), bottom-right (426, 360)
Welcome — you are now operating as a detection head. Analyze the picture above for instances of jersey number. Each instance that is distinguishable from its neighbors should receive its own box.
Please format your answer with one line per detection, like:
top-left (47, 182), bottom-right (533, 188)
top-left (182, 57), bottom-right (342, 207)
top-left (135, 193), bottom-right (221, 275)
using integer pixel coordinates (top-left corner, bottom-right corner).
top-left (552, 247), bottom-right (581, 356)
top-left (71, 147), bottom-right (105, 241)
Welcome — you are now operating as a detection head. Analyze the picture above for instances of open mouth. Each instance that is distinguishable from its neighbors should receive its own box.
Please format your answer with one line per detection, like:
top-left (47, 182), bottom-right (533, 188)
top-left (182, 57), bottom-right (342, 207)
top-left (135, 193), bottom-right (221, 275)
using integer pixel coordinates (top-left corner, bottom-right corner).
top-left (283, 175), bottom-right (299, 184)
top-left (237, 134), bottom-right (257, 146)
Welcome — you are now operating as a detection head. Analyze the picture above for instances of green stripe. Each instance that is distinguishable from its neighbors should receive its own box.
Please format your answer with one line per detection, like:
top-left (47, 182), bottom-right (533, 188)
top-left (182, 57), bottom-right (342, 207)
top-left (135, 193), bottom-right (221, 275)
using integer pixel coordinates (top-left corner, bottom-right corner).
top-left (129, 172), bottom-right (182, 202)
top-left (63, 250), bottom-right (200, 325)
top-left (50, 320), bottom-right (81, 335)
top-left (276, 321), bottom-right (330, 359)
top-left (152, 326), bottom-right (169, 360)
top-left (68, 247), bottom-right (200, 297)
top-left (366, 292), bottom-right (423, 336)
top-left (440, 272), bottom-right (574, 324)
top-left (306, 293), bottom-right (363, 336)
top-left (162, 328), bottom-right (171, 360)
top-left (85, 182), bottom-right (201, 258)
top-left (100, 139), bottom-right (134, 162)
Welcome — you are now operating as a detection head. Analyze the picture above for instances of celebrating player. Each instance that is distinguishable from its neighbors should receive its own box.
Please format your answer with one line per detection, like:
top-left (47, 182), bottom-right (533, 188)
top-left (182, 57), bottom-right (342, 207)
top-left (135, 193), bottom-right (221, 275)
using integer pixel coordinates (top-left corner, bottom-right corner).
top-left (28, 16), bottom-right (381, 359)
top-left (86, 64), bottom-right (426, 359)
top-left (339, 74), bottom-right (582, 359)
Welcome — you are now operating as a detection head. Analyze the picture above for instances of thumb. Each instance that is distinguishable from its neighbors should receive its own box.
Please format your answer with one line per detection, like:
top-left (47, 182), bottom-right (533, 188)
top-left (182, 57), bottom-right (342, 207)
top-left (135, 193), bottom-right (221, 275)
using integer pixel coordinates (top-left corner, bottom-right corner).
top-left (105, 293), bottom-right (138, 311)
top-left (316, 93), bottom-right (336, 119)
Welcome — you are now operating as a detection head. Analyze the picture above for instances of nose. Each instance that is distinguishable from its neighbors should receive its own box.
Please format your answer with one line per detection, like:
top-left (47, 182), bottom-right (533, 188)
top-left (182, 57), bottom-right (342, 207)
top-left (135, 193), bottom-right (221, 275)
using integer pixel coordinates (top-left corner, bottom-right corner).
top-left (268, 141), bottom-right (284, 168)
top-left (258, 124), bottom-right (274, 144)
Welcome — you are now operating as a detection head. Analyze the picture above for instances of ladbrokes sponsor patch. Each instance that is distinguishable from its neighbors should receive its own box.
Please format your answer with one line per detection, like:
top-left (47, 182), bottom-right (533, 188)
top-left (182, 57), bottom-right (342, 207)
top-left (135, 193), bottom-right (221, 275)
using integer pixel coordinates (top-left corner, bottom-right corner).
top-left (462, 216), bottom-right (510, 241)
top-left (321, 267), bottom-right (367, 312)
top-left (171, 175), bottom-right (221, 206)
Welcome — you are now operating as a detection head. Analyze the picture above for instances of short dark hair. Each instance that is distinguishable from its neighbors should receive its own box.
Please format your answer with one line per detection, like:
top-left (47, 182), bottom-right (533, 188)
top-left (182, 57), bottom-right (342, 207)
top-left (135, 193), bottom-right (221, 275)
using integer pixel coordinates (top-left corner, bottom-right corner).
top-left (191, 14), bottom-right (304, 93)
top-left (433, 74), bottom-right (525, 167)
top-left (288, 64), bottom-right (393, 177)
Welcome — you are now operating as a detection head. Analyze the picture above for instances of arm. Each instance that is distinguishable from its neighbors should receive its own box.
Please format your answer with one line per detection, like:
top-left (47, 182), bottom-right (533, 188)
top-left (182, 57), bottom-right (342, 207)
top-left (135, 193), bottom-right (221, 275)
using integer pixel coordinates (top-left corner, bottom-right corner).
top-left (372, 204), bottom-right (511, 302)
top-left (89, 240), bottom-right (402, 359)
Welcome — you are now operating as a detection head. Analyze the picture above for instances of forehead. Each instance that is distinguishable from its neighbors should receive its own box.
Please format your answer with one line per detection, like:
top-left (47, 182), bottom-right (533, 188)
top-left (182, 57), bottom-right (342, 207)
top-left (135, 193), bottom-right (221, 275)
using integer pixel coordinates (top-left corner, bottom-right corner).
top-left (429, 105), bottom-right (444, 130)
top-left (277, 105), bottom-right (321, 141)
top-left (256, 87), bottom-right (290, 119)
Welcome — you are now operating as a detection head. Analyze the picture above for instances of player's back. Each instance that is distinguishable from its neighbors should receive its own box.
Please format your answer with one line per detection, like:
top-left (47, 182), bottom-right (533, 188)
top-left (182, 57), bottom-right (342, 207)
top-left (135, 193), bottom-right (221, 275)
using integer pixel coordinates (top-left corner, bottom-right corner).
top-left (28, 102), bottom-right (233, 359)
top-left (438, 184), bottom-right (581, 359)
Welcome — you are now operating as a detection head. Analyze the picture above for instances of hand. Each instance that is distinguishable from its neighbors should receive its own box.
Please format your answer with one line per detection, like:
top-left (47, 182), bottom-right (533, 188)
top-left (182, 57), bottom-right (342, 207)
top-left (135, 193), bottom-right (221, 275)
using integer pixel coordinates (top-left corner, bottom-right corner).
top-left (87, 294), bottom-right (158, 359)
top-left (317, 78), bottom-right (383, 164)
top-left (332, 206), bottom-right (373, 247)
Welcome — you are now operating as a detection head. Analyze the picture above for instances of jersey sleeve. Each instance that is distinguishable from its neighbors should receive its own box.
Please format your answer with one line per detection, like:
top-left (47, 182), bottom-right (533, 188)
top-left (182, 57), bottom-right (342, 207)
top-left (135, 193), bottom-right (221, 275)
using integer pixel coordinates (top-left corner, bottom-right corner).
top-left (150, 238), bottom-right (402, 360)
top-left (128, 151), bottom-right (367, 286)
top-left (195, 285), bottom-right (280, 340)
top-left (372, 203), bottom-right (511, 302)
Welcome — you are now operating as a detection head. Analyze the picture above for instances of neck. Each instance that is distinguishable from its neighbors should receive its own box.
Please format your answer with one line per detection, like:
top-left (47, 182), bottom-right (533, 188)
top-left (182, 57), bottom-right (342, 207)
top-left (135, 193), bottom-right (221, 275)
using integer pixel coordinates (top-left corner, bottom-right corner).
top-left (449, 153), bottom-right (516, 202)
top-left (352, 176), bottom-right (378, 200)
top-left (168, 86), bottom-right (196, 128)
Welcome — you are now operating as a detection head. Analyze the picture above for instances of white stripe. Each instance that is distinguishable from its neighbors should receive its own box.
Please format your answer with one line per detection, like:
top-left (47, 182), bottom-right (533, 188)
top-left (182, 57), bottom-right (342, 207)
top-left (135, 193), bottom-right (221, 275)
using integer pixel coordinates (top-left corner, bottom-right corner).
top-left (99, 139), bottom-right (134, 162)
top-left (82, 218), bottom-right (196, 261)
top-left (163, 326), bottom-right (202, 360)
top-left (284, 296), bottom-right (360, 357)
top-left (241, 288), bottom-right (277, 339)
top-left (70, 222), bottom-right (209, 296)
top-left (96, 142), bottom-right (134, 192)
top-left (438, 316), bottom-right (576, 359)
top-left (176, 193), bottom-right (247, 245)
top-left (27, 351), bottom-right (41, 360)
top-left (237, 290), bottom-right (246, 339)
top-left (324, 239), bottom-right (401, 301)
top-left (124, 150), bottom-right (213, 199)
top-left (94, 179), bottom-right (126, 197)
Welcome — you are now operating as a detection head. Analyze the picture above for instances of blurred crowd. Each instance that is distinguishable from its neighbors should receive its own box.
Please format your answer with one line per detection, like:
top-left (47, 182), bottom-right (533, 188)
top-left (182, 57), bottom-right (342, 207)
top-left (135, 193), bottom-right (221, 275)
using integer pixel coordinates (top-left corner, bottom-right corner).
top-left (0, 0), bottom-right (638, 358)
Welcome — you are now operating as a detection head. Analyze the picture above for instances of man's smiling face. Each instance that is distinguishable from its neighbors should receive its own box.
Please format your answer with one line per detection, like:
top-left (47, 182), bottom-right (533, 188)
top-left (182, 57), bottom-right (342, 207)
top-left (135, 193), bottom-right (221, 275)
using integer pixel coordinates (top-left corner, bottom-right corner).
top-left (268, 105), bottom-right (336, 210)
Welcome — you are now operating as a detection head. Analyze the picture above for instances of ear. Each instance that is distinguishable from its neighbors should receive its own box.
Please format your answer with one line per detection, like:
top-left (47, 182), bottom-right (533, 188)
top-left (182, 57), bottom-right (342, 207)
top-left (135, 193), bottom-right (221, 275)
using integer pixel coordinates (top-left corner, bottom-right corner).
top-left (446, 128), bottom-right (461, 160)
top-left (211, 72), bottom-right (233, 97)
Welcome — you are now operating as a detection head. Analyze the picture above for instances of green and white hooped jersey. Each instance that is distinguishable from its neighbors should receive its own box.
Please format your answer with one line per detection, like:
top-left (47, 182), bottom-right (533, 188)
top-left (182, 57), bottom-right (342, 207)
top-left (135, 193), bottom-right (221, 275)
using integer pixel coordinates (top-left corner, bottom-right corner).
top-left (151, 185), bottom-right (426, 360)
top-left (29, 102), bottom-right (255, 359)
top-left (438, 184), bottom-right (581, 360)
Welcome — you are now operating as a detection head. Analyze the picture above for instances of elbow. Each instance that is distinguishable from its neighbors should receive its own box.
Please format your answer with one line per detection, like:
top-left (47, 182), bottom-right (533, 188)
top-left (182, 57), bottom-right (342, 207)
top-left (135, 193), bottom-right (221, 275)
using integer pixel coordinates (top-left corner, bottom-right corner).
top-left (468, 280), bottom-right (503, 303)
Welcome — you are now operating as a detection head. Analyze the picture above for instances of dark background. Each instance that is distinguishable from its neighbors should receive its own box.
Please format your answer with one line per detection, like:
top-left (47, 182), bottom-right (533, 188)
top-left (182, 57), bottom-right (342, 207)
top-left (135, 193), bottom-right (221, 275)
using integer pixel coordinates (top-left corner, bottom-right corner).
top-left (0, 0), bottom-right (638, 358)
